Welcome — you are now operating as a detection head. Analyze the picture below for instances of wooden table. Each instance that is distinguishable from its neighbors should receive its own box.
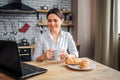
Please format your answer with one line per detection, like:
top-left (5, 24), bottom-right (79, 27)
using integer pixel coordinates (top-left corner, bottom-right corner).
top-left (0, 58), bottom-right (120, 80)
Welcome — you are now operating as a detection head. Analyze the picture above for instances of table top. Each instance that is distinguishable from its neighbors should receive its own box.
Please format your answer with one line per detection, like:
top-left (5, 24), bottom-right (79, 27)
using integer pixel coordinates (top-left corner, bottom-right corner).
top-left (0, 57), bottom-right (120, 80)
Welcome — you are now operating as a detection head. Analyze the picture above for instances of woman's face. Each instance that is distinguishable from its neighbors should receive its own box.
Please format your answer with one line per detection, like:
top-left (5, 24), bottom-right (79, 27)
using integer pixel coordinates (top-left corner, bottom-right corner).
top-left (47, 14), bottom-right (63, 32)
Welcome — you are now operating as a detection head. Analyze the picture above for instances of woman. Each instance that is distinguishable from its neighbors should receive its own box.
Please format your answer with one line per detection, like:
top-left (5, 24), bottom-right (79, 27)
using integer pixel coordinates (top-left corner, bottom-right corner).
top-left (33, 8), bottom-right (78, 62)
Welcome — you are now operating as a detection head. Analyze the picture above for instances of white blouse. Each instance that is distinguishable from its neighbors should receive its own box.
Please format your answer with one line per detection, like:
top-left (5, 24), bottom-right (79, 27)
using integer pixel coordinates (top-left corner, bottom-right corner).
top-left (32, 30), bottom-right (78, 61)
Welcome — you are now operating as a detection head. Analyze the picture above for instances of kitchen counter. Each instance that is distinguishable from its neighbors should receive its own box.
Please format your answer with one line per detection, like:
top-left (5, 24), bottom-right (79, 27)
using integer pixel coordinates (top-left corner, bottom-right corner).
top-left (18, 43), bottom-right (80, 49)
top-left (18, 44), bottom-right (35, 49)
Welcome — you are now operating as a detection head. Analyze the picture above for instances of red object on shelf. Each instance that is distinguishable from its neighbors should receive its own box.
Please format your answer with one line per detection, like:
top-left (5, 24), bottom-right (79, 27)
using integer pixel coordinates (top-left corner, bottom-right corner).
top-left (20, 23), bottom-right (30, 33)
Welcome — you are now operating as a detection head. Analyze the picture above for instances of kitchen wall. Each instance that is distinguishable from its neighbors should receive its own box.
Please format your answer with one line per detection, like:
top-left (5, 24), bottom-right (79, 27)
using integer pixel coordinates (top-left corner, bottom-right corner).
top-left (0, 0), bottom-right (97, 59)
top-left (0, 0), bottom-right (72, 44)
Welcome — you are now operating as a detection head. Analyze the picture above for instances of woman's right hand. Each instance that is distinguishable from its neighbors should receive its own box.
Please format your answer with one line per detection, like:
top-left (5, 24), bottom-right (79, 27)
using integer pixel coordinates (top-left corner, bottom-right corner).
top-left (36, 49), bottom-right (54, 62)
top-left (45, 49), bottom-right (54, 59)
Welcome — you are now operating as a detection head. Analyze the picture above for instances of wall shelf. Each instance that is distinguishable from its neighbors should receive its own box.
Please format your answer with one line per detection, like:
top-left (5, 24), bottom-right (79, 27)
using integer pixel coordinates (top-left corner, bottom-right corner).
top-left (37, 23), bottom-right (74, 27)
top-left (36, 10), bottom-right (71, 19)
top-left (36, 10), bottom-right (71, 14)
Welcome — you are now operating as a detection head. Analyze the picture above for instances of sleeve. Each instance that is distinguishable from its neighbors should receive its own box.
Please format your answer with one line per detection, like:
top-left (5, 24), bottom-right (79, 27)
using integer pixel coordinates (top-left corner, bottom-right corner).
top-left (32, 35), bottom-right (44, 61)
top-left (67, 33), bottom-right (79, 58)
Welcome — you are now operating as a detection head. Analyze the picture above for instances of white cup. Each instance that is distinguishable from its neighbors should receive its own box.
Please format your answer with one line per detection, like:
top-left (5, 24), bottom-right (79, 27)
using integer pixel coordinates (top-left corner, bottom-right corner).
top-left (53, 50), bottom-right (60, 60)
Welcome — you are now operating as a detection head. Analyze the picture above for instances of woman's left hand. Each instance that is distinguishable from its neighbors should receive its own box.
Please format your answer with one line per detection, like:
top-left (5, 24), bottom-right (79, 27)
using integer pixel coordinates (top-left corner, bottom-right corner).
top-left (60, 50), bottom-right (76, 60)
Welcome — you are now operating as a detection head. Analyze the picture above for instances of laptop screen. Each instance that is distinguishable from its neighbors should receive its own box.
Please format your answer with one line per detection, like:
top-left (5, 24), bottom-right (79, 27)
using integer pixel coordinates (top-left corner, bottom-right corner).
top-left (0, 40), bottom-right (23, 78)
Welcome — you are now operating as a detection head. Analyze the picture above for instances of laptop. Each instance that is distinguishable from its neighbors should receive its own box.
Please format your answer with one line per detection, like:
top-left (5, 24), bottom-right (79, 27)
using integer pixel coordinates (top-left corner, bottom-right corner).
top-left (0, 40), bottom-right (47, 79)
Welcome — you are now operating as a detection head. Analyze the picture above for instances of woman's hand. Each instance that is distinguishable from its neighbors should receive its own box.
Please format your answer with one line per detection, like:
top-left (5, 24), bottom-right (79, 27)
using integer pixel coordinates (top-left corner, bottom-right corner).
top-left (60, 50), bottom-right (75, 60)
top-left (36, 49), bottom-right (54, 62)
top-left (45, 49), bottom-right (54, 59)
top-left (60, 50), bottom-right (76, 60)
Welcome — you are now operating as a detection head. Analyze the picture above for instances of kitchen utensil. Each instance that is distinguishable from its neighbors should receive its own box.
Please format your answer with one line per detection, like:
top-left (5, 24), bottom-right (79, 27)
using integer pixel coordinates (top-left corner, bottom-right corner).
top-left (9, 22), bottom-right (17, 35)
top-left (43, 27), bottom-right (47, 33)
top-left (18, 37), bottom-right (29, 46)
top-left (3, 22), bottom-right (8, 35)
top-left (21, 37), bottom-right (28, 43)
top-left (8, 35), bottom-right (16, 41)
top-left (39, 26), bottom-right (43, 33)
top-left (12, 22), bottom-right (17, 35)
top-left (41, 6), bottom-right (48, 10)
top-left (61, 7), bottom-right (67, 11)
top-left (10, 22), bottom-right (14, 34)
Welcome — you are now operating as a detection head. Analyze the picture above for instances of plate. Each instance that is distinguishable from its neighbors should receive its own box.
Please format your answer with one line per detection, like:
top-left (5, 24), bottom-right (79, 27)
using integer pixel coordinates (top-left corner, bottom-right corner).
top-left (67, 63), bottom-right (96, 70)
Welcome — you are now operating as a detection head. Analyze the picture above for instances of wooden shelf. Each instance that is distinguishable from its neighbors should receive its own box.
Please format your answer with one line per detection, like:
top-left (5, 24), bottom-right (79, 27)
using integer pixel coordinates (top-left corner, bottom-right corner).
top-left (36, 10), bottom-right (48, 13)
top-left (36, 10), bottom-right (71, 14)
top-left (62, 23), bottom-right (74, 26)
top-left (37, 23), bottom-right (74, 27)
top-left (61, 10), bottom-right (71, 14)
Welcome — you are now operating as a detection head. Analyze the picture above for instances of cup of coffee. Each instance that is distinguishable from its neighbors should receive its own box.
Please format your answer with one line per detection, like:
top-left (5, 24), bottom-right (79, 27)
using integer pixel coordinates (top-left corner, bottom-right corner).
top-left (53, 50), bottom-right (60, 60)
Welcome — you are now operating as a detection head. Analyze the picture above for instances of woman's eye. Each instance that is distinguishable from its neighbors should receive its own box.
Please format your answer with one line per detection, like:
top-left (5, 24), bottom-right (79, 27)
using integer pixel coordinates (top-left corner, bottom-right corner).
top-left (48, 20), bottom-right (51, 22)
top-left (54, 19), bottom-right (58, 22)
top-left (48, 19), bottom-right (59, 22)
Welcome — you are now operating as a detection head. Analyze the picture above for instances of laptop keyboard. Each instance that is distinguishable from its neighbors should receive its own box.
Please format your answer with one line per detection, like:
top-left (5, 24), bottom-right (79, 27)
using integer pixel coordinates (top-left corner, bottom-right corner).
top-left (21, 63), bottom-right (47, 76)
top-left (21, 63), bottom-right (37, 75)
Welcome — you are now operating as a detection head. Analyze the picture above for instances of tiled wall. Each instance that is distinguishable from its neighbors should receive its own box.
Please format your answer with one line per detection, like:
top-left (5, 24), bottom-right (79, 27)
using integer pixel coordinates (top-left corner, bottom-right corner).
top-left (0, 0), bottom-right (72, 44)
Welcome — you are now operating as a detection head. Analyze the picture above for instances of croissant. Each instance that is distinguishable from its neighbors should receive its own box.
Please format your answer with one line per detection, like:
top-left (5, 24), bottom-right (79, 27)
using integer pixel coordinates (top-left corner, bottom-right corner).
top-left (65, 58), bottom-right (82, 65)
top-left (65, 58), bottom-right (91, 69)
top-left (79, 59), bottom-right (90, 69)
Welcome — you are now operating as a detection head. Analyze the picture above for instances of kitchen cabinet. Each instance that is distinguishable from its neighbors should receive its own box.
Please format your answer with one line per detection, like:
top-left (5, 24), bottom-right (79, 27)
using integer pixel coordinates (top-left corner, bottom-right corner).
top-left (18, 44), bottom-right (35, 62)
top-left (19, 48), bottom-right (31, 62)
